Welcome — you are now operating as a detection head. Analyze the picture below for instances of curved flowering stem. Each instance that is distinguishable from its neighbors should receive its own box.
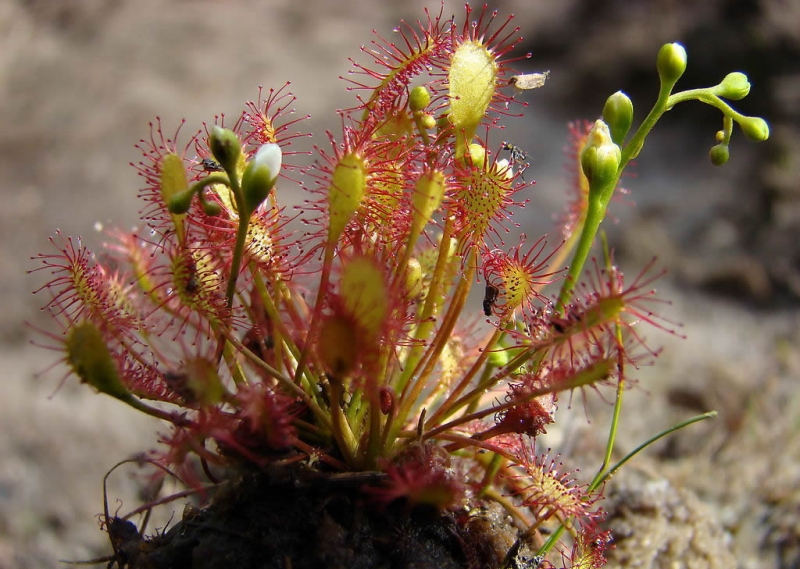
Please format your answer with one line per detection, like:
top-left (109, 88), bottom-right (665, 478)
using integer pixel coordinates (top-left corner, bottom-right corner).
top-left (556, 43), bottom-right (769, 314)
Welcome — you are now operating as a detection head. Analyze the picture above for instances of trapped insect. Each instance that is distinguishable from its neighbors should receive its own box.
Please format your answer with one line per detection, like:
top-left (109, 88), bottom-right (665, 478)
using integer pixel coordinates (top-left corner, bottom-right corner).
top-left (508, 71), bottom-right (549, 91)
top-left (200, 157), bottom-right (223, 172)
top-left (483, 284), bottom-right (499, 316)
top-left (501, 141), bottom-right (529, 179)
top-left (501, 142), bottom-right (527, 165)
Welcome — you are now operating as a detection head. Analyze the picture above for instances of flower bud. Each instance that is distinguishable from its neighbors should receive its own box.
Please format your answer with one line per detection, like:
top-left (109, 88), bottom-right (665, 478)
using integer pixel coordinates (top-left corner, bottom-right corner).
top-left (409, 86), bottom-right (431, 112)
top-left (209, 126), bottom-right (242, 174)
top-left (420, 113), bottom-right (437, 130)
top-left (656, 43), bottom-right (687, 85)
top-left (602, 91), bottom-right (634, 145)
top-left (580, 120), bottom-right (621, 189)
top-left (739, 116), bottom-right (770, 142)
top-left (715, 72), bottom-right (750, 100)
top-left (709, 143), bottom-right (730, 166)
top-left (241, 143), bottom-right (282, 216)
top-left (65, 322), bottom-right (129, 400)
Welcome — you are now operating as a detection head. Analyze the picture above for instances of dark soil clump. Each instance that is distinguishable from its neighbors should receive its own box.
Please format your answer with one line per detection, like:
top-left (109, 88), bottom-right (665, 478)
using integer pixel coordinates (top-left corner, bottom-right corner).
top-left (114, 469), bottom-right (520, 569)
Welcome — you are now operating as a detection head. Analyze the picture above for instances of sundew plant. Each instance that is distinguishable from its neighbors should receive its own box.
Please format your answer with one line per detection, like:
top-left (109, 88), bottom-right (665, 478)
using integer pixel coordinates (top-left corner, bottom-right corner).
top-left (32, 5), bottom-right (768, 567)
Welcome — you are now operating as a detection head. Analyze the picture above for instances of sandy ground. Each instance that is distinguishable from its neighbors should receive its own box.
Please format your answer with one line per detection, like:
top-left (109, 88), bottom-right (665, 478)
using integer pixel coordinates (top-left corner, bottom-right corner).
top-left (2, 1), bottom-right (797, 568)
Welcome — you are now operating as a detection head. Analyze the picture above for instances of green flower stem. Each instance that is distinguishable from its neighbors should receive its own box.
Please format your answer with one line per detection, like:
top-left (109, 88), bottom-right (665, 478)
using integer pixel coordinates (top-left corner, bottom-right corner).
top-left (293, 242), bottom-right (336, 384)
top-left (187, 173), bottom-right (230, 197)
top-left (211, 167), bottom-right (249, 369)
top-left (395, 217), bottom-right (455, 396)
top-left (667, 88), bottom-right (746, 124)
top-left (555, 186), bottom-right (614, 314)
top-left (248, 265), bottom-right (308, 380)
top-left (721, 114), bottom-right (734, 144)
top-left (619, 78), bottom-right (675, 166)
top-left (225, 199), bottom-right (249, 309)
top-left (556, 76), bottom-right (684, 313)
top-left (412, 111), bottom-right (432, 146)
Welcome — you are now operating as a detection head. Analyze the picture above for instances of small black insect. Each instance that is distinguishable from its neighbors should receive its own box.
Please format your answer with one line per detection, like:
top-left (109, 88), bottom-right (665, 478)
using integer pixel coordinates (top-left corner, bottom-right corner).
top-left (501, 141), bottom-right (528, 166)
top-left (185, 274), bottom-right (199, 295)
top-left (200, 157), bottom-right (223, 172)
top-left (501, 142), bottom-right (529, 179)
top-left (483, 284), bottom-right (499, 316)
top-left (180, 256), bottom-right (200, 295)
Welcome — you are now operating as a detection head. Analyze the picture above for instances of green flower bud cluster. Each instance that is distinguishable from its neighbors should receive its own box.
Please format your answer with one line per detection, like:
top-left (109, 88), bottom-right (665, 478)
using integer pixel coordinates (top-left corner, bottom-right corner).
top-left (557, 41), bottom-right (770, 313)
top-left (167, 127), bottom-right (282, 218)
top-left (705, 72), bottom-right (769, 166)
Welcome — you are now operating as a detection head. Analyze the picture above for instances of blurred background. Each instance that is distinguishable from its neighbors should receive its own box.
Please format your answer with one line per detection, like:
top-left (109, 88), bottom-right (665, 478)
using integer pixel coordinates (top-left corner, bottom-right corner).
top-left (2, 1), bottom-right (798, 567)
